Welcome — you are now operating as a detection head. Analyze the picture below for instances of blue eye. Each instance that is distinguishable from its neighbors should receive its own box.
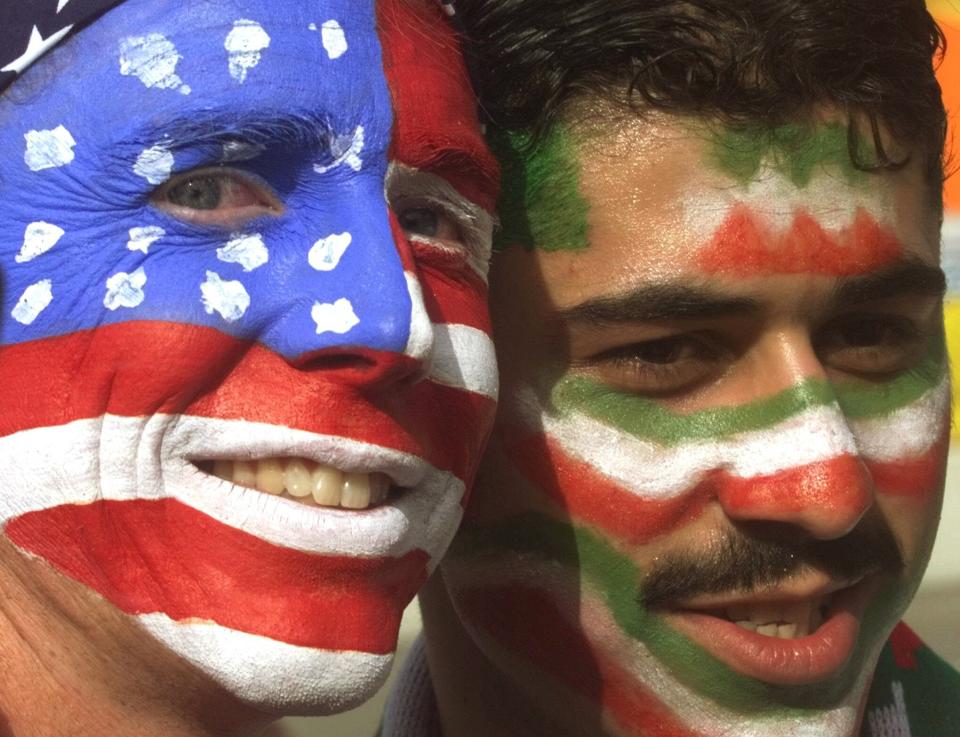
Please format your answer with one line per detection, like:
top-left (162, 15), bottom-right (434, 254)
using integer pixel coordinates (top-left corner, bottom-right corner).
top-left (152, 167), bottom-right (283, 227)
top-left (397, 207), bottom-right (440, 237)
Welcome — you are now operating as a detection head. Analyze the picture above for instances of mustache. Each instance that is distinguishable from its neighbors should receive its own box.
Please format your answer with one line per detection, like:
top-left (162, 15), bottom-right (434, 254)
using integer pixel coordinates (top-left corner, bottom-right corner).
top-left (640, 520), bottom-right (905, 610)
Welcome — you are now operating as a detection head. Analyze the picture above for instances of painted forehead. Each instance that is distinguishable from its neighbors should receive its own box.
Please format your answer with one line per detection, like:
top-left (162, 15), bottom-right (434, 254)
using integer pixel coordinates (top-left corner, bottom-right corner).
top-left (497, 114), bottom-right (933, 271)
top-left (690, 122), bottom-right (913, 277)
top-left (0, 0), bottom-right (489, 356)
top-left (4, 0), bottom-right (393, 151)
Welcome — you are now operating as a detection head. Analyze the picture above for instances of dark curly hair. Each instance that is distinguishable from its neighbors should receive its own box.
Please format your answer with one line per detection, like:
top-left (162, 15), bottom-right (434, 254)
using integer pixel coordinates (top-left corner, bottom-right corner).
top-left (455, 0), bottom-right (948, 186)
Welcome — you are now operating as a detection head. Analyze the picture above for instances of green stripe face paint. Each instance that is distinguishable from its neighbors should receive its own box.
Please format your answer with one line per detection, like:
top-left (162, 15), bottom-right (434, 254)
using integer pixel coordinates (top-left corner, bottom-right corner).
top-left (435, 111), bottom-right (949, 737)
top-left (709, 123), bottom-right (872, 189)
top-left (489, 126), bottom-right (591, 252)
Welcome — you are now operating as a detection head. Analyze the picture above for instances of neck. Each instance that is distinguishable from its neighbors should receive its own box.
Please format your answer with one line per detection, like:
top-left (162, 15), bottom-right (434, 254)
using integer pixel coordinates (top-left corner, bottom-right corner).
top-left (420, 576), bottom-right (614, 737)
top-left (0, 537), bottom-right (268, 737)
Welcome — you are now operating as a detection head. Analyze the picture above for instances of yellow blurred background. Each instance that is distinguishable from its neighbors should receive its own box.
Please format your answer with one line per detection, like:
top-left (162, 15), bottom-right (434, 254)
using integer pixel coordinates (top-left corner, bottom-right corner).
top-left (931, 0), bottom-right (959, 437)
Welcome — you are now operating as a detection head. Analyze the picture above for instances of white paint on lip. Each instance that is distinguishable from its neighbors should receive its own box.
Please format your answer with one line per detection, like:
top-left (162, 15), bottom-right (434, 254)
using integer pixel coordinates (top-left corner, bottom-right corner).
top-left (0, 414), bottom-right (464, 562)
top-left (136, 612), bottom-right (393, 714)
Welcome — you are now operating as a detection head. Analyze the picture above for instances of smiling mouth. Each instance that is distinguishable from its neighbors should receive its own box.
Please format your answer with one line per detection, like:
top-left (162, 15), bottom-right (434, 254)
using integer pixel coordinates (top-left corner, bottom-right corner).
top-left (194, 458), bottom-right (394, 510)
top-left (702, 596), bottom-right (833, 639)
top-left (658, 576), bottom-right (879, 685)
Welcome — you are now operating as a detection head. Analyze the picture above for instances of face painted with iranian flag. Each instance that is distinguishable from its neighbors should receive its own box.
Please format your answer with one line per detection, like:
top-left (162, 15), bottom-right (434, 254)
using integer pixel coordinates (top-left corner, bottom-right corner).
top-left (437, 108), bottom-right (949, 737)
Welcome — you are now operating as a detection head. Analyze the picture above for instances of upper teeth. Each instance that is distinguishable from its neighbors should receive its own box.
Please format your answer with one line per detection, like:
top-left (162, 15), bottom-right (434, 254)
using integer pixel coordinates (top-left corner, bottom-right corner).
top-left (723, 597), bottom-right (831, 639)
top-left (205, 458), bottom-right (392, 510)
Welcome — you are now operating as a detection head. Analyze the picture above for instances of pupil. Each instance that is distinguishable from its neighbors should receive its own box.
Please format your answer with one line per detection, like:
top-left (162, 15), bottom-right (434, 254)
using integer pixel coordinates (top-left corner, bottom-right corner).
top-left (842, 321), bottom-right (886, 347)
top-left (399, 208), bottom-right (439, 237)
top-left (167, 177), bottom-right (222, 210)
top-left (638, 338), bottom-right (684, 364)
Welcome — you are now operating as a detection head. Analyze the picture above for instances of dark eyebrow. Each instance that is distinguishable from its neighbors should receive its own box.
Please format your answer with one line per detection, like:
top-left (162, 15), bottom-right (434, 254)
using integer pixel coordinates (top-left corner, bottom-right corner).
top-left (559, 284), bottom-right (761, 326)
top-left (124, 109), bottom-right (343, 153)
top-left (833, 258), bottom-right (947, 306)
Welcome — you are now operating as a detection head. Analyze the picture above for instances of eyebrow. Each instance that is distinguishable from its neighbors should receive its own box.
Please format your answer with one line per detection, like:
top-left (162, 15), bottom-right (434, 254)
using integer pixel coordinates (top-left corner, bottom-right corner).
top-left (833, 258), bottom-right (947, 306)
top-left (124, 109), bottom-right (344, 153)
top-left (559, 284), bottom-right (761, 326)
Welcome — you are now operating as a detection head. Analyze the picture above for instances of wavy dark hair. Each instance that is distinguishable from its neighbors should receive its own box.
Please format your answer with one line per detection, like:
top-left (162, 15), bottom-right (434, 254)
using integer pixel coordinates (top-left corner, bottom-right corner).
top-left (455, 0), bottom-right (948, 186)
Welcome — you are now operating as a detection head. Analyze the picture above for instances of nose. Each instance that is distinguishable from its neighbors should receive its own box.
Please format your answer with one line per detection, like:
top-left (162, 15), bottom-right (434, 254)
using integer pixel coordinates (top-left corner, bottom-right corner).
top-left (256, 208), bottom-right (434, 386)
top-left (714, 333), bottom-right (874, 540)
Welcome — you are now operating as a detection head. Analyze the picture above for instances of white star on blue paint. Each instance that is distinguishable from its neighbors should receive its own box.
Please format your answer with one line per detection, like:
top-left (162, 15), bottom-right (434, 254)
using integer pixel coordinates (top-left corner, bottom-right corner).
top-left (56, 0), bottom-right (73, 13)
top-left (2, 25), bottom-right (74, 75)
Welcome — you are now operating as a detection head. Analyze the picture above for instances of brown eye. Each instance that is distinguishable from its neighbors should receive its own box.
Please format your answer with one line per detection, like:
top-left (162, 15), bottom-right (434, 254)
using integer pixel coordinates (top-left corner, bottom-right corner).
top-left (815, 314), bottom-right (925, 376)
top-left (152, 167), bottom-right (283, 227)
top-left (589, 335), bottom-right (724, 396)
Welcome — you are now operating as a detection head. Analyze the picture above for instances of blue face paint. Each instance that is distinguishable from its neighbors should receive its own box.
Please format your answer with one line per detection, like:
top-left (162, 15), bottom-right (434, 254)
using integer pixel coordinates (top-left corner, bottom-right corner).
top-left (0, 0), bottom-right (411, 359)
top-left (0, 0), bottom-right (499, 718)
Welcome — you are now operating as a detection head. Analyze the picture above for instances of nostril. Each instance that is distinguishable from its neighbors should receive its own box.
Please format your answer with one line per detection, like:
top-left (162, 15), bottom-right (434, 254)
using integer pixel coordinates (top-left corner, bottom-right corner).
top-left (292, 350), bottom-right (377, 372)
top-left (287, 346), bottom-right (424, 387)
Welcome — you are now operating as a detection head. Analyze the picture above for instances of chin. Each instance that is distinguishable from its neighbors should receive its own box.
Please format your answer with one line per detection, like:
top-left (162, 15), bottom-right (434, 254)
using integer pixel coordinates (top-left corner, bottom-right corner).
top-left (141, 614), bottom-right (396, 714)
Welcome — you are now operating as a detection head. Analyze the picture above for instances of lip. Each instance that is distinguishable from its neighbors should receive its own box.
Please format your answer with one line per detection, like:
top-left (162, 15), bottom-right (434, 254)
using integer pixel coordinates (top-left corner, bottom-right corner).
top-left (163, 415), bottom-right (464, 559)
top-left (659, 576), bottom-right (880, 686)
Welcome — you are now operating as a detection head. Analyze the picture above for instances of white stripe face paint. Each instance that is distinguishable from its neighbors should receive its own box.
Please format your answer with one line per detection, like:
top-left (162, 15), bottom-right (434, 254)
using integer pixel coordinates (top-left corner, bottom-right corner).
top-left (387, 163), bottom-right (496, 281)
top-left (519, 376), bottom-right (949, 501)
top-left (681, 165), bottom-right (896, 239)
top-left (447, 560), bottom-right (880, 737)
top-left (0, 414), bottom-right (464, 566)
top-left (428, 324), bottom-right (498, 400)
top-left (403, 272), bottom-right (435, 361)
top-left (137, 613), bottom-right (393, 714)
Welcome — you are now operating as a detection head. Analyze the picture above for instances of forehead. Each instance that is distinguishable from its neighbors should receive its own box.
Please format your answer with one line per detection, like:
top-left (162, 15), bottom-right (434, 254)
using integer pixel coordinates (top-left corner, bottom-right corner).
top-left (551, 111), bottom-right (939, 299)
top-left (0, 0), bottom-right (484, 174)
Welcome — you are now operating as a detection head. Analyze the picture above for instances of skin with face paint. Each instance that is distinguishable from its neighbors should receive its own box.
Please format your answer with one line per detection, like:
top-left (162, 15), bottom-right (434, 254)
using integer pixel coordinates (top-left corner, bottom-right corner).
top-left (0, 0), bottom-right (498, 733)
top-left (423, 108), bottom-right (949, 737)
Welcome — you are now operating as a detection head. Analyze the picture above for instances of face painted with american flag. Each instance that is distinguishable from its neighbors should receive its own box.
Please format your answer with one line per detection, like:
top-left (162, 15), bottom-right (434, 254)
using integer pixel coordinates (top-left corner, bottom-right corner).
top-left (433, 109), bottom-right (949, 737)
top-left (0, 0), bottom-right (498, 716)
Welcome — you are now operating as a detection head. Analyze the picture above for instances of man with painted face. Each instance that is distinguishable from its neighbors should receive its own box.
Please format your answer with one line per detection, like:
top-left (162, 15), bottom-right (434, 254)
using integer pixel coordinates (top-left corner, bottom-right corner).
top-left (0, 0), bottom-right (498, 734)
top-left (380, 1), bottom-right (960, 736)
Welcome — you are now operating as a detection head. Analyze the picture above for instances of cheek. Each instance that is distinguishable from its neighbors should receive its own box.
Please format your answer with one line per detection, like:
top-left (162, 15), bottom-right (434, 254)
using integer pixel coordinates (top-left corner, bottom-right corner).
top-left (880, 494), bottom-right (942, 564)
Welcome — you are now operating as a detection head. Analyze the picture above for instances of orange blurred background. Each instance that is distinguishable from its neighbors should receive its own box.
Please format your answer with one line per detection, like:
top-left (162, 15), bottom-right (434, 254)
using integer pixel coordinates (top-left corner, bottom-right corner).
top-left (930, 0), bottom-right (959, 438)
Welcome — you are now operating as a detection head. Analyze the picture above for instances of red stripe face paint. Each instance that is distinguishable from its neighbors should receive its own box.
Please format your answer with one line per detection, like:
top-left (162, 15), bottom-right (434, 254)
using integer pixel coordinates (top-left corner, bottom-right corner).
top-left (431, 110), bottom-right (948, 737)
top-left (0, 0), bottom-right (497, 715)
top-left (697, 205), bottom-right (903, 277)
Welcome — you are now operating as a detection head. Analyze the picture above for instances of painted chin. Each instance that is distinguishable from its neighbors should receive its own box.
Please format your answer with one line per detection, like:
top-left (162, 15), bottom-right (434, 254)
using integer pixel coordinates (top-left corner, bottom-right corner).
top-left (2, 414), bottom-right (467, 709)
top-left (659, 577), bottom-right (882, 687)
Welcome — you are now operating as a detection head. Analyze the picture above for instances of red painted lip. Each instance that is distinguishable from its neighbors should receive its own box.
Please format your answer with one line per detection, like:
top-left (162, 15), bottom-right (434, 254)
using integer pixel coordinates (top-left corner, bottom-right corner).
top-left (660, 578), bottom-right (878, 686)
